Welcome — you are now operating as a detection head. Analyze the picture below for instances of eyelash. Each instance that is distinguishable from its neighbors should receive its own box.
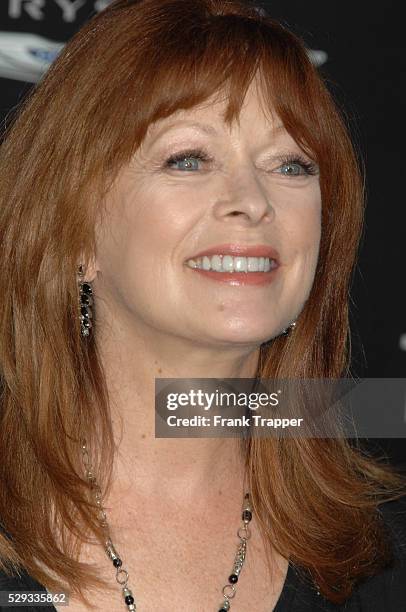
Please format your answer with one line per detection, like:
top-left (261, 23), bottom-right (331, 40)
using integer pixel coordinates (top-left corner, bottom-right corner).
top-left (164, 147), bottom-right (318, 176)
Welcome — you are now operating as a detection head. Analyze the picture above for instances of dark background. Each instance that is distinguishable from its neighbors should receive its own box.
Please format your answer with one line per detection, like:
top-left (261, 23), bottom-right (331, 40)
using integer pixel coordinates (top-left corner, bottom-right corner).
top-left (1, 1), bottom-right (404, 464)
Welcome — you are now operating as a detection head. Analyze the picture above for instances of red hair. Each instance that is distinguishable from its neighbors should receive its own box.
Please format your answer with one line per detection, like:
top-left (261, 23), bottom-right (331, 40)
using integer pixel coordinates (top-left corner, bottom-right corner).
top-left (0, 0), bottom-right (404, 607)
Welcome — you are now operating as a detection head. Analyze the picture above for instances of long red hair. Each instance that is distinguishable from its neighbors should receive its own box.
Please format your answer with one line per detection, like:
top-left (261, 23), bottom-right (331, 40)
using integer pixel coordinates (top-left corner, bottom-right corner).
top-left (0, 0), bottom-right (405, 607)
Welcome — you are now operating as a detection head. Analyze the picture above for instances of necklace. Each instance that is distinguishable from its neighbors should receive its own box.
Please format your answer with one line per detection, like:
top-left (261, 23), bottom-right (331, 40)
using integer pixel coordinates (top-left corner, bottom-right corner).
top-left (80, 439), bottom-right (253, 611)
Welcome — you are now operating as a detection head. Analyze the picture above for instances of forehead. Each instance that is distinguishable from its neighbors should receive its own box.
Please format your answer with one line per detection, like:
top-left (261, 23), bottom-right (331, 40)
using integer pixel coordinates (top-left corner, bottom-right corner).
top-left (145, 119), bottom-right (287, 147)
top-left (146, 75), bottom-right (281, 135)
top-left (145, 92), bottom-right (284, 146)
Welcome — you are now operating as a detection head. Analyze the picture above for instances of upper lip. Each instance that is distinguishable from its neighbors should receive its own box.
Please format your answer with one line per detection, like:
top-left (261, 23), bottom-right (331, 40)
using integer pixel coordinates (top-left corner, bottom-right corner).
top-left (186, 243), bottom-right (280, 264)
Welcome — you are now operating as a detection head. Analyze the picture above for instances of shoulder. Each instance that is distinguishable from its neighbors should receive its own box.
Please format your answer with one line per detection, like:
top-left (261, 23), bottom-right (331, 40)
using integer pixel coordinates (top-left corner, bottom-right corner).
top-left (0, 523), bottom-right (49, 611)
top-left (286, 495), bottom-right (406, 612)
top-left (377, 494), bottom-right (406, 560)
top-left (0, 566), bottom-right (47, 590)
top-left (352, 494), bottom-right (406, 611)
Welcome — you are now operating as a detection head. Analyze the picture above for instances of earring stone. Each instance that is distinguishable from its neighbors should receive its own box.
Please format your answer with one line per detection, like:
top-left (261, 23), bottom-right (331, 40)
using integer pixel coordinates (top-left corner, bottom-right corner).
top-left (281, 321), bottom-right (297, 336)
top-left (77, 265), bottom-right (93, 338)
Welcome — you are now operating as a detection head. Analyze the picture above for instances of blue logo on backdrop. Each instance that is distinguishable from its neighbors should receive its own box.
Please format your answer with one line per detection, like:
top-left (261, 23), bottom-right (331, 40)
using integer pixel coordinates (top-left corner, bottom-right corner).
top-left (0, 32), bottom-right (63, 82)
top-left (28, 45), bottom-right (60, 62)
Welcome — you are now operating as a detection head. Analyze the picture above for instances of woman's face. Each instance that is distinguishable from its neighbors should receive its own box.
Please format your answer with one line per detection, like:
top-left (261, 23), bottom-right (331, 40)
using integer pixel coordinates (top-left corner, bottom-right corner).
top-left (91, 79), bottom-right (321, 348)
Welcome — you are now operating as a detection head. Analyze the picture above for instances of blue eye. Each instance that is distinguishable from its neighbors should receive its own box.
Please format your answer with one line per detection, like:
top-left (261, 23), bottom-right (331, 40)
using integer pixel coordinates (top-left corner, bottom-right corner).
top-left (279, 162), bottom-right (311, 176)
top-left (165, 148), bottom-right (212, 171)
top-left (276, 155), bottom-right (319, 176)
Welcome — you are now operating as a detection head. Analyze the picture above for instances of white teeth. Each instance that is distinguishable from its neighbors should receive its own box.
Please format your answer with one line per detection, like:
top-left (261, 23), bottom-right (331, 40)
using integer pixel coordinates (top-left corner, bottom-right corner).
top-left (211, 255), bottom-right (222, 271)
top-left (202, 256), bottom-right (211, 271)
top-left (222, 255), bottom-right (234, 272)
top-left (234, 257), bottom-right (247, 272)
top-left (247, 257), bottom-right (259, 272)
top-left (185, 254), bottom-right (277, 273)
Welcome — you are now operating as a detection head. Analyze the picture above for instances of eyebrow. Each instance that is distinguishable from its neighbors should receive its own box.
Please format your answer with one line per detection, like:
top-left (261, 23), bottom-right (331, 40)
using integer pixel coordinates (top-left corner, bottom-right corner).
top-left (147, 119), bottom-right (286, 143)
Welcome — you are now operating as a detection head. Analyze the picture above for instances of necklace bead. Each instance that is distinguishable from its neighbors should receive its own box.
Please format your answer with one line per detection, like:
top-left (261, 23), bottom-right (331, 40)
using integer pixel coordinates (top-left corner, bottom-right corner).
top-left (81, 439), bottom-right (252, 610)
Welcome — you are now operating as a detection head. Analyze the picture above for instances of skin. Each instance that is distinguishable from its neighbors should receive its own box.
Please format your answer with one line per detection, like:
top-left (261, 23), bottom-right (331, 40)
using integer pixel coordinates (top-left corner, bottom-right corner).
top-left (82, 72), bottom-right (321, 536)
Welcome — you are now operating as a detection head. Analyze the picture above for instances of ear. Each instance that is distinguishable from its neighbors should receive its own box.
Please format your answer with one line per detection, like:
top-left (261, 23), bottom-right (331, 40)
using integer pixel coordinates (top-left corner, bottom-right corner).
top-left (77, 254), bottom-right (98, 283)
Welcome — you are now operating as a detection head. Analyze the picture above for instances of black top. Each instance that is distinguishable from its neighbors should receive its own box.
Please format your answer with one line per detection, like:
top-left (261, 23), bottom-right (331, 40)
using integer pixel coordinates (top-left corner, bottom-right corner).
top-left (0, 496), bottom-right (405, 611)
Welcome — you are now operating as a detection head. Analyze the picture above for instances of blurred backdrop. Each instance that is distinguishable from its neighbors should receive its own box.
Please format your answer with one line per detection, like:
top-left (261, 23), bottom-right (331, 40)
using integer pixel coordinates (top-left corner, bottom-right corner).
top-left (0, 0), bottom-right (404, 465)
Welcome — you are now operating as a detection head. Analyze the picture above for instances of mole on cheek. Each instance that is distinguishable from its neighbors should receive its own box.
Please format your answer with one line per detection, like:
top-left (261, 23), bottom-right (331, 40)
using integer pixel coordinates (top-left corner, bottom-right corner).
top-left (154, 360), bottom-right (162, 374)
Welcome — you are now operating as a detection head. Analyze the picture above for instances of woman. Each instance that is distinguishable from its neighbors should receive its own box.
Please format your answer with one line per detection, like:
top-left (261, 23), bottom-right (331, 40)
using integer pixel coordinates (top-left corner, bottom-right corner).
top-left (0, 0), bottom-right (405, 610)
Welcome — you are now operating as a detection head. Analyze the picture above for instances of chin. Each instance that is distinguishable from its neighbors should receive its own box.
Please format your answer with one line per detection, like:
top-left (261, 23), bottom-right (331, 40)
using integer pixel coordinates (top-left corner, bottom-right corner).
top-left (202, 325), bottom-right (281, 347)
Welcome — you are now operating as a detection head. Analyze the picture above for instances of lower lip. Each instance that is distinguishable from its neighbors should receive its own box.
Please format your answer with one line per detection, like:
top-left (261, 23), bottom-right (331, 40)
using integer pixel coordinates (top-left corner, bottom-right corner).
top-left (185, 265), bottom-right (280, 286)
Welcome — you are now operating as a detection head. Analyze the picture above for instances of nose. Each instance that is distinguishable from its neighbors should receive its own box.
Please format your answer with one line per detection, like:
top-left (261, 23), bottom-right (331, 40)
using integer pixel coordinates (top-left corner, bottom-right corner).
top-left (213, 164), bottom-right (275, 226)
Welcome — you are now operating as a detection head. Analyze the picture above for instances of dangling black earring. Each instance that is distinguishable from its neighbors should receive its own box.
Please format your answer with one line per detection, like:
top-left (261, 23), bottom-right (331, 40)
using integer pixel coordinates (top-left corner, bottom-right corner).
top-left (77, 264), bottom-right (93, 338)
top-left (281, 321), bottom-right (296, 337)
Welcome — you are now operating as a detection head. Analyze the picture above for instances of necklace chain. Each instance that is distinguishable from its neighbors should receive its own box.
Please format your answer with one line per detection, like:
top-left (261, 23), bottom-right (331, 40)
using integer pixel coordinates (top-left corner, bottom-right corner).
top-left (80, 439), bottom-right (253, 611)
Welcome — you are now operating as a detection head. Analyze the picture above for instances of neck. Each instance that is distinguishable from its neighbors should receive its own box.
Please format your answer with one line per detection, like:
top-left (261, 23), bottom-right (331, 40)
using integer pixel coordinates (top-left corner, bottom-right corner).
top-left (94, 318), bottom-right (259, 508)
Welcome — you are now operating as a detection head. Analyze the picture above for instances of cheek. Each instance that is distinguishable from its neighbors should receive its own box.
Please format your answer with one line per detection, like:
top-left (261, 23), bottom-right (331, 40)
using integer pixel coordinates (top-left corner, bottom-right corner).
top-left (100, 191), bottom-right (199, 305)
top-left (282, 193), bottom-right (322, 284)
top-left (132, 183), bottom-right (200, 245)
top-left (300, 213), bottom-right (321, 260)
top-left (299, 227), bottom-right (321, 282)
top-left (101, 184), bottom-right (192, 265)
top-left (283, 188), bottom-right (321, 247)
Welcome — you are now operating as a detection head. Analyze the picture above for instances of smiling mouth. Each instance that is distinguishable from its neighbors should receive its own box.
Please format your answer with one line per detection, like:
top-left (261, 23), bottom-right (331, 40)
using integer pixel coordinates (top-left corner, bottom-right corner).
top-left (185, 254), bottom-right (278, 273)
